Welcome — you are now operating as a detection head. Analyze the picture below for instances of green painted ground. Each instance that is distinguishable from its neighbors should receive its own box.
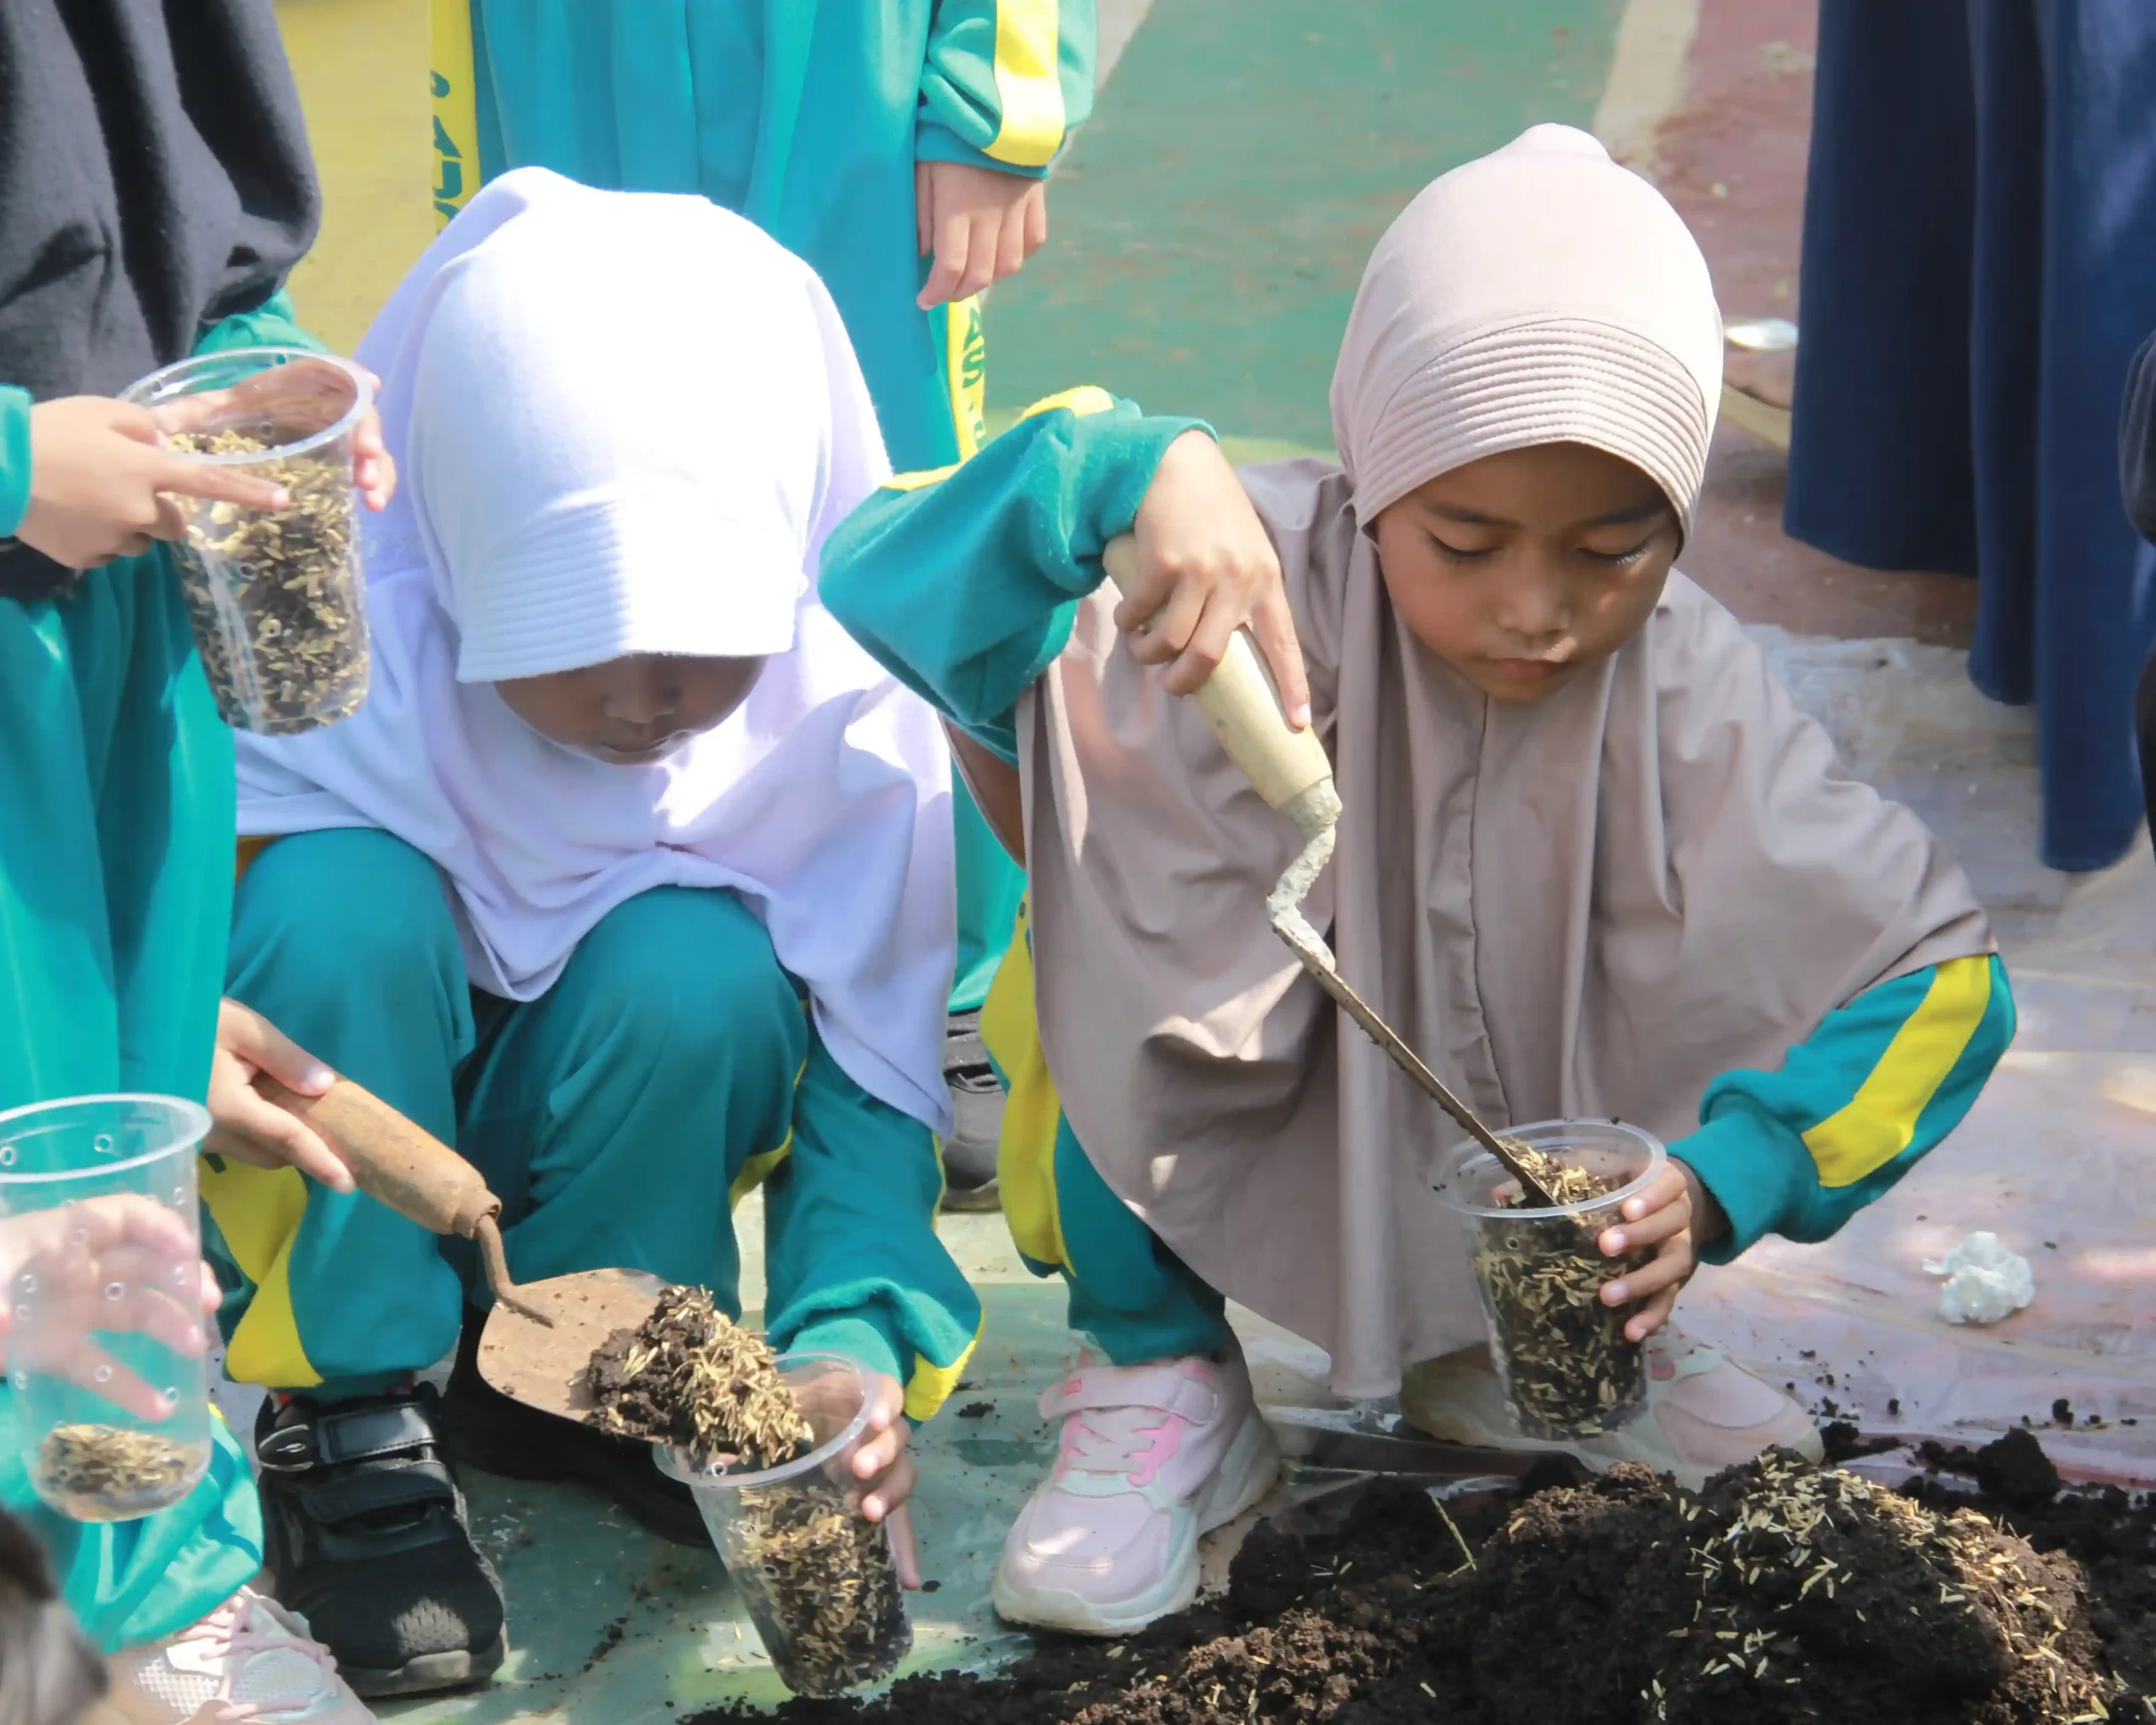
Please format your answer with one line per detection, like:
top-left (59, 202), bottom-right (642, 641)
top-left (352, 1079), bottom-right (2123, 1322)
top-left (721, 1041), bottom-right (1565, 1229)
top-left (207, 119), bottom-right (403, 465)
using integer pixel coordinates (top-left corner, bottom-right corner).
top-left (986, 0), bottom-right (1626, 452)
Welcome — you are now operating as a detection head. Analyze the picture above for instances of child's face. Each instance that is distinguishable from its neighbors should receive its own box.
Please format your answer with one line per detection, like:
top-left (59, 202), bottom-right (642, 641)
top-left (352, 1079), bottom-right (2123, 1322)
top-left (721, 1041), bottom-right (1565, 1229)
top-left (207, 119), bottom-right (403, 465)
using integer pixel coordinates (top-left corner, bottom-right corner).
top-left (493, 654), bottom-right (766, 765)
top-left (1371, 441), bottom-right (1680, 704)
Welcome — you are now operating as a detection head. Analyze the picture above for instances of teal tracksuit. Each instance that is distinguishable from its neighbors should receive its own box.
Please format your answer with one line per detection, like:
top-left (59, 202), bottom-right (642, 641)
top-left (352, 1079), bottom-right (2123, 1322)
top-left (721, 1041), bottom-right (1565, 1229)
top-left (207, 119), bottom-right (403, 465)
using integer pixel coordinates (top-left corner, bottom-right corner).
top-left (430, 0), bottom-right (1097, 1010)
top-left (814, 390), bottom-right (2020, 1365)
top-left (209, 828), bottom-right (982, 1423)
top-left (0, 297), bottom-right (322, 1651)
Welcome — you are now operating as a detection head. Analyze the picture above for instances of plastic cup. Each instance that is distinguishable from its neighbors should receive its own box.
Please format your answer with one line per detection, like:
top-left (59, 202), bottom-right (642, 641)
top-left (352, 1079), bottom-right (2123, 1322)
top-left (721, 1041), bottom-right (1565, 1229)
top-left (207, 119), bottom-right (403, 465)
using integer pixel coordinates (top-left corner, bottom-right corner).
top-left (657, 1352), bottom-right (910, 1696)
top-left (0, 1097), bottom-right (213, 1523)
top-left (1438, 1119), bottom-right (1666, 1441)
top-left (121, 346), bottom-right (372, 735)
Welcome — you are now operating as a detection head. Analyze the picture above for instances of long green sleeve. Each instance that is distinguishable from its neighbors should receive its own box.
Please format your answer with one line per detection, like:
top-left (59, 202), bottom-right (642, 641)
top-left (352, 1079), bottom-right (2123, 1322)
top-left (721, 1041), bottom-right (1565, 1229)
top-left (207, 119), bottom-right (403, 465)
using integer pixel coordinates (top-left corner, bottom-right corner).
top-left (819, 388), bottom-right (1204, 762)
top-left (763, 1031), bottom-right (983, 1423)
top-left (917, 0), bottom-right (1096, 174)
top-left (197, 291), bottom-right (325, 358)
top-left (0, 387), bottom-right (29, 539)
top-left (1676, 953), bottom-right (2014, 1262)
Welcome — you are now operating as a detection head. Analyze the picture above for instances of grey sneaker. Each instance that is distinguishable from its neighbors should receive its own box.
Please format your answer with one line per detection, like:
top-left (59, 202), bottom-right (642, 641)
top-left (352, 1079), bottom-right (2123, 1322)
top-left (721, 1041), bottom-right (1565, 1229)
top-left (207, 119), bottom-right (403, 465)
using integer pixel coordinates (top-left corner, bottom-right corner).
top-left (942, 1010), bottom-right (1004, 1212)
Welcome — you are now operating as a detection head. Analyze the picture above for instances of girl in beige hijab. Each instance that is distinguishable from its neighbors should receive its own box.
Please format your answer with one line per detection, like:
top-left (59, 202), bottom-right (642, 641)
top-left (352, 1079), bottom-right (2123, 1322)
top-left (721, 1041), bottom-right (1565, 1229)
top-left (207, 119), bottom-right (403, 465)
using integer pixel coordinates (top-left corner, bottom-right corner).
top-left (820, 125), bottom-right (2013, 1637)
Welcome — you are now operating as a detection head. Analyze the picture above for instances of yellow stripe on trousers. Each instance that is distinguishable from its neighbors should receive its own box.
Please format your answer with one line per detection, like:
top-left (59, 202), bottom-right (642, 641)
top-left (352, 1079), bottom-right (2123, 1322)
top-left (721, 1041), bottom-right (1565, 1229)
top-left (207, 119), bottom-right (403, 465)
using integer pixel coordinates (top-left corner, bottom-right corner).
top-left (1802, 955), bottom-right (1993, 1188)
top-left (430, 0), bottom-right (481, 226)
top-left (979, 899), bottom-right (1067, 1268)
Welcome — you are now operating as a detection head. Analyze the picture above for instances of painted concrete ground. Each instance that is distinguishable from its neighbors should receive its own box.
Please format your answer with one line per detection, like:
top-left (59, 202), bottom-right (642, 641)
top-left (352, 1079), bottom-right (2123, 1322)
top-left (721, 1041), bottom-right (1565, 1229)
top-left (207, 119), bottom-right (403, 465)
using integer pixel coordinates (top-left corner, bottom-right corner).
top-left (249, 3), bottom-right (2156, 1717)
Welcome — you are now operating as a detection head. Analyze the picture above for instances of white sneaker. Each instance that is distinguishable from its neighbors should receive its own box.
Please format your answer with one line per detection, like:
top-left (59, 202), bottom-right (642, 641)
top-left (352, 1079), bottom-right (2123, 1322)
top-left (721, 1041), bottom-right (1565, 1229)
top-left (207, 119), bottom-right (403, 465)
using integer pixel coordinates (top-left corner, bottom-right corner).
top-left (994, 1350), bottom-right (1281, 1637)
top-left (1401, 1332), bottom-right (1823, 1490)
top-left (104, 1585), bottom-right (376, 1724)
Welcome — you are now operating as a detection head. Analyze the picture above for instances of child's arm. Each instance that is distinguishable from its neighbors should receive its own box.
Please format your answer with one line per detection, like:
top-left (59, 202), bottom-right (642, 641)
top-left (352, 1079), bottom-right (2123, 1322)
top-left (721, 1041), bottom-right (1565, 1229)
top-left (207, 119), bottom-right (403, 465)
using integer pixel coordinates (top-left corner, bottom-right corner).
top-left (1678, 953), bottom-right (2015, 1262)
top-left (913, 1), bottom-right (1094, 306)
top-left (759, 1029), bottom-right (982, 1579)
top-left (819, 387), bottom-right (1305, 762)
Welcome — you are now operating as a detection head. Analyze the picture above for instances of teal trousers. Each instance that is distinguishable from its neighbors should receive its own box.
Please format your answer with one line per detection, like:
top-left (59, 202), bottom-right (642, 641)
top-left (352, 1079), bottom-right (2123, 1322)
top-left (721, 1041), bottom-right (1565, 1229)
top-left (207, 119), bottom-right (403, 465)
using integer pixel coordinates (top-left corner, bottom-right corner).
top-left (0, 556), bottom-right (263, 1652)
top-left (213, 829), bottom-right (807, 1395)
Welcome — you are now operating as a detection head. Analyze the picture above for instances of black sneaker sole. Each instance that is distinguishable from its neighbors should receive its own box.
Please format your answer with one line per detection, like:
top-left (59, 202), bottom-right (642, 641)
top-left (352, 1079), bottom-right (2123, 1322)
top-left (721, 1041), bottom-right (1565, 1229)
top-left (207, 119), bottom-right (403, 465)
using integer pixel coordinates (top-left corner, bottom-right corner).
top-left (341, 1635), bottom-right (508, 1700)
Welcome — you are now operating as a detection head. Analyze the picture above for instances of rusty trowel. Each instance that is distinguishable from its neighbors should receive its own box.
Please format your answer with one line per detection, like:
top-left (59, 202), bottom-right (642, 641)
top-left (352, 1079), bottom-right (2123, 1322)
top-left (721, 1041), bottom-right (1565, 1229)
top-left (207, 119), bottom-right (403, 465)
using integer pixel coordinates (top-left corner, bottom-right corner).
top-left (253, 1075), bottom-right (660, 1418)
top-left (1100, 536), bottom-right (1559, 1206)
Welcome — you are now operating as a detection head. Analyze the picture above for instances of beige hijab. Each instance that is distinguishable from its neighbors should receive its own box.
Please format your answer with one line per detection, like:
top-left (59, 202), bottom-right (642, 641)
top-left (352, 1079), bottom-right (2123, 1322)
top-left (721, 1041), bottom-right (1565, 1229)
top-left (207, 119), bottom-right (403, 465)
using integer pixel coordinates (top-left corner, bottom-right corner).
top-left (1017, 126), bottom-right (1991, 1397)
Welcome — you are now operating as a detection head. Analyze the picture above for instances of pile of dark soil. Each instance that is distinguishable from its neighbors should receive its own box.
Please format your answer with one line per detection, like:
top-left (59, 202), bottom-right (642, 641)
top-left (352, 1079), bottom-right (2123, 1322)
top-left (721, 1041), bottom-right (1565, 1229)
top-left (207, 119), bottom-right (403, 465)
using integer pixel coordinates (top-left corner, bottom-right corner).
top-left (691, 1432), bottom-right (2153, 1723)
top-left (585, 1284), bottom-right (810, 1465)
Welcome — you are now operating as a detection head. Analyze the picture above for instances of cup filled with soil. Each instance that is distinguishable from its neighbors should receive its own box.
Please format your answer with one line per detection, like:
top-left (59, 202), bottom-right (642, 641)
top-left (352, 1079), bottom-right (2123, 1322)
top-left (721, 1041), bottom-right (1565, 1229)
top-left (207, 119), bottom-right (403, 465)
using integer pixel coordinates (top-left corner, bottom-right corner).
top-left (584, 1288), bottom-right (910, 1696)
top-left (120, 347), bottom-right (372, 734)
top-left (0, 1096), bottom-right (216, 1522)
top-left (1438, 1119), bottom-right (1662, 1440)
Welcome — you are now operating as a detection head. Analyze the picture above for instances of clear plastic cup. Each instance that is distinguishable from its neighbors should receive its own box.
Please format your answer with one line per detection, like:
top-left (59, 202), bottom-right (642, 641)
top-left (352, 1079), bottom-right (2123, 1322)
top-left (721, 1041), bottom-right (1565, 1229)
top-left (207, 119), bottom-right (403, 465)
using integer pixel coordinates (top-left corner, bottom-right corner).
top-left (1438, 1119), bottom-right (1666, 1441)
top-left (120, 346), bottom-right (372, 735)
top-left (0, 1097), bottom-right (214, 1522)
top-left (656, 1352), bottom-right (910, 1696)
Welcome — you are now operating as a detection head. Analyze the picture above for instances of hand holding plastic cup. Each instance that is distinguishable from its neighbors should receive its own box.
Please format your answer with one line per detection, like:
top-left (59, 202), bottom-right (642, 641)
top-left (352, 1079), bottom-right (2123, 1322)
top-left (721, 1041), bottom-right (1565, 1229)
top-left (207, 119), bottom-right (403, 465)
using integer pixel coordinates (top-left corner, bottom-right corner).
top-left (0, 1097), bottom-right (216, 1523)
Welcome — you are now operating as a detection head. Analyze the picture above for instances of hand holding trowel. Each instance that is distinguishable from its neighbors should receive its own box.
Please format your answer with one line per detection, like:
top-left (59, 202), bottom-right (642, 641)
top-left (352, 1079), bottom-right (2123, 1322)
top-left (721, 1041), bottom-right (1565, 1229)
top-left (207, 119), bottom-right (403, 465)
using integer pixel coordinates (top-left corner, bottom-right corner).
top-left (248, 1074), bottom-right (662, 1418)
top-left (1101, 535), bottom-right (1561, 1208)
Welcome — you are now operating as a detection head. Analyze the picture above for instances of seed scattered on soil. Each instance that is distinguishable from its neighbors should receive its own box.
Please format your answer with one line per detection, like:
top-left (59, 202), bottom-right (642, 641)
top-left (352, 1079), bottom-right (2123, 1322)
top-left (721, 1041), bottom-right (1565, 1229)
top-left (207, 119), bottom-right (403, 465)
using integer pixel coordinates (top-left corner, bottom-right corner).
top-left (584, 1285), bottom-right (811, 1466)
top-left (168, 429), bottom-right (367, 734)
top-left (36, 1424), bottom-right (202, 1522)
top-left (688, 1439), bottom-right (2153, 1724)
top-left (1472, 1141), bottom-right (1651, 1439)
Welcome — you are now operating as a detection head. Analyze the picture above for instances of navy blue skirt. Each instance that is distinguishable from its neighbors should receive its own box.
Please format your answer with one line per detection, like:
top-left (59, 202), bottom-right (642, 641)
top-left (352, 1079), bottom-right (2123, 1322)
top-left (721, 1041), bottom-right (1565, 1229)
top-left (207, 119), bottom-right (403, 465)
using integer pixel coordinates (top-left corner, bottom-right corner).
top-left (1786, 0), bottom-right (2156, 872)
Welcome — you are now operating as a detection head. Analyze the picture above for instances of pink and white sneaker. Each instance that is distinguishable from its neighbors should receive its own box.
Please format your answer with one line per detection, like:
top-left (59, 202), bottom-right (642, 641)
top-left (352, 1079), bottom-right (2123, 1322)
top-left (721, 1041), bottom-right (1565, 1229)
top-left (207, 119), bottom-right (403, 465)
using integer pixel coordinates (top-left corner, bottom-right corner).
top-left (104, 1584), bottom-right (376, 1724)
top-left (994, 1351), bottom-right (1281, 1637)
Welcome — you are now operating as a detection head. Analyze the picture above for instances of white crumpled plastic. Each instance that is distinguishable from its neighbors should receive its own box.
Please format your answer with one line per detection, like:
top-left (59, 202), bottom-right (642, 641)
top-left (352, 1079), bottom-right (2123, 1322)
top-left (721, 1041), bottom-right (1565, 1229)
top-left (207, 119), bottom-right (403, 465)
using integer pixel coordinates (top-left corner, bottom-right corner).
top-left (1922, 1231), bottom-right (2036, 1327)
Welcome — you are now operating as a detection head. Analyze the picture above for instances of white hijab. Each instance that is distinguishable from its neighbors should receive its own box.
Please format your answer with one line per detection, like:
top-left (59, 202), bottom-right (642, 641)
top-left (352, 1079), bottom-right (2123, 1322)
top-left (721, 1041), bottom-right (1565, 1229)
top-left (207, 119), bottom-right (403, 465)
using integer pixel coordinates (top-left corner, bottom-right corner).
top-left (236, 169), bottom-right (957, 1135)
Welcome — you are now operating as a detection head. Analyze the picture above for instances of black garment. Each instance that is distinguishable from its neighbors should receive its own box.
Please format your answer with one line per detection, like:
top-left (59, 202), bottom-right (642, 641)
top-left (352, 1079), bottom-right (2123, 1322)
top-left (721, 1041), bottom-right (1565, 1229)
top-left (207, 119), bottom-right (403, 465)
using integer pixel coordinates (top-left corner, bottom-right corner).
top-left (0, 0), bottom-right (319, 599)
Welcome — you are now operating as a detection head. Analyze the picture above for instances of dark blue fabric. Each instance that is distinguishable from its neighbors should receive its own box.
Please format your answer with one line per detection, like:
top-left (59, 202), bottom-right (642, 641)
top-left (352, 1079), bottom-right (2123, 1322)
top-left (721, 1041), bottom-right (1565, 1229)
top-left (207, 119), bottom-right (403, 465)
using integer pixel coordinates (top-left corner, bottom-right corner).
top-left (1787, 0), bottom-right (2156, 873)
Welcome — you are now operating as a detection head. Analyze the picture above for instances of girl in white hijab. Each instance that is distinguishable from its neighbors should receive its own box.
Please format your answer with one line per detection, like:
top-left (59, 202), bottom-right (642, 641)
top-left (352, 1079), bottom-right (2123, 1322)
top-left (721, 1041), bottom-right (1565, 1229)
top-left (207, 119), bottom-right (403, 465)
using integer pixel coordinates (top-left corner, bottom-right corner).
top-left (818, 126), bottom-right (2013, 1638)
top-left (199, 169), bottom-right (976, 1691)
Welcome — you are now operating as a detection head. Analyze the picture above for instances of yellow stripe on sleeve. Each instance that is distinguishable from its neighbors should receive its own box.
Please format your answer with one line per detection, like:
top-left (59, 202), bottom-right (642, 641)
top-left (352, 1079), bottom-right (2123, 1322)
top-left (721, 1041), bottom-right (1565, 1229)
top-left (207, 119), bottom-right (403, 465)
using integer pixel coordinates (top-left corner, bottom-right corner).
top-left (946, 298), bottom-right (988, 459)
top-left (430, 0), bottom-right (481, 227)
top-left (903, 1311), bottom-right (984, 1423)
top-left (1801, 956), bottom-right (1993, 1188)
top-left (1018, 384), bottom-right (1116, 422)
top-left (885, 462), bottom-right (963, 494)
top-left (985, 0), bottom-right (1068, 169)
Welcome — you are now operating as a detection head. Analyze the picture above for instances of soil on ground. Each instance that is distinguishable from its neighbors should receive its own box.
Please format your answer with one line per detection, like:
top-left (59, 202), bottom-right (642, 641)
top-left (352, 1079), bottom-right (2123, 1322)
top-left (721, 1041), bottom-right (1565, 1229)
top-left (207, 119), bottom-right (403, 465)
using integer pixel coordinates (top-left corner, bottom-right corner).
top-left (688, 1431), bottom-right (2153, 1723)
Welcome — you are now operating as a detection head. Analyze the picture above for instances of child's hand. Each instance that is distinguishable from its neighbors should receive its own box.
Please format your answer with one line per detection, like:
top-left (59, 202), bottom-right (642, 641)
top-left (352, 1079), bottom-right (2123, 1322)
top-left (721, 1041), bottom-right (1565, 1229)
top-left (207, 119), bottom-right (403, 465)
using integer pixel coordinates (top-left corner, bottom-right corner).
top-left (154, 364), bottom-right (398, 514)
top-left (0, 1199), bottom-right (221, 1420)
top-left (915, 160), bottom-right (1049, 308)
top-left (1122, 430), bottom-right (1313, 726)
top-left (846, 1372), bottom-right (922, 1588)
top-left (204, 1000), bottom-right (355, 1194)
top-left (16, 397), bottom-right (291, 569)
top-left (1594, 1158), bottom-right (1723, 1342)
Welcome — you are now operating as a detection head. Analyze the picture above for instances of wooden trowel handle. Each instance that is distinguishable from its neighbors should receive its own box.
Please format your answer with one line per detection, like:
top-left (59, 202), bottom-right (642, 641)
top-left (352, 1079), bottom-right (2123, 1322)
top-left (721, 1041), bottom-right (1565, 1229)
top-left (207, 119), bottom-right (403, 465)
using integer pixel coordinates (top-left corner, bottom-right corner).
top-left (1102, 535), bottom-right (1334, 816)
top-left (251, 1074), bottom-right (500, 1241)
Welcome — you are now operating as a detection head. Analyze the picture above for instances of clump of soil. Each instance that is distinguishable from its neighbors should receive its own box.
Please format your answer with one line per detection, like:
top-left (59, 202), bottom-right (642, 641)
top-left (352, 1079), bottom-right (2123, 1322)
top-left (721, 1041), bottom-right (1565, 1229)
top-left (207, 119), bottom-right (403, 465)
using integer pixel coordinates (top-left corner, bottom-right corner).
top-left (1471, 1142), bottom-right (1652, 1439)
top-left (586, 1288), bottom-right (907, 1697)
top-left (585, 1284), bottom-right (811, 1466)
top-left (692, 1444), bottom-right (2153, 1724)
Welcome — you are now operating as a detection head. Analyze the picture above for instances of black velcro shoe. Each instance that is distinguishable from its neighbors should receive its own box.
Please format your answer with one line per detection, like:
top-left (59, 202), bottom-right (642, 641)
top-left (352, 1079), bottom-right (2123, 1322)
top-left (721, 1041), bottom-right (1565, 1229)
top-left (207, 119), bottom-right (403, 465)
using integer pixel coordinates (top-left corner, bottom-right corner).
top-left (440, 1309), bottom-right (710, 1549)
top-left (254, 1387), bottom-right (507, 1698)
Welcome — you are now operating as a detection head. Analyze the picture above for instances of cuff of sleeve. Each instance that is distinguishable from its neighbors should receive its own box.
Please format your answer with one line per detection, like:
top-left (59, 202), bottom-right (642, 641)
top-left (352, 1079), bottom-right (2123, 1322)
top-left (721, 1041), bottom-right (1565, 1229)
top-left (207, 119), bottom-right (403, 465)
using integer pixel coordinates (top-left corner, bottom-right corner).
top-left (1086, 418), bottom-right (1217, 552)
top-left (0, 387), bottom-right (32, 540)
top-left (1671, 1107), bottom-right (1813, 1265)
top-left (915, 122), bottom-right (1054, 179)
top-left (783, 1312), bottom-right (909, 1394)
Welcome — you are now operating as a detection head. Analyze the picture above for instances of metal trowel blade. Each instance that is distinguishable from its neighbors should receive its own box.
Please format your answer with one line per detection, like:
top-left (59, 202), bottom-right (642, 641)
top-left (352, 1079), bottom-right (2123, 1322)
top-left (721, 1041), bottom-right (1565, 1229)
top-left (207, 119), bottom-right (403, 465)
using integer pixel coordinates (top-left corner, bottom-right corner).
top-left (476, 1266), bottom-right (668, 1422)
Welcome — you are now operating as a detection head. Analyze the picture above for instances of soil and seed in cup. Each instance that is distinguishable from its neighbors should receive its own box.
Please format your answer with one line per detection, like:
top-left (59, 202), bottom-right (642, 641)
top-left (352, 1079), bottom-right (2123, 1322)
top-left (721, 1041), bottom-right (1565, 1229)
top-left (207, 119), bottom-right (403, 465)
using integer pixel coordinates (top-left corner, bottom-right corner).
top-left (121, 347), bottom-right (374, 735)
top-left (1442, 1120), bottom-right (1662, 1440)
top-left (585, 1285), bottom-right (910, 1696)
